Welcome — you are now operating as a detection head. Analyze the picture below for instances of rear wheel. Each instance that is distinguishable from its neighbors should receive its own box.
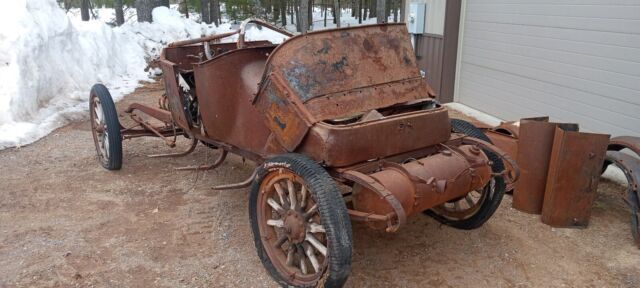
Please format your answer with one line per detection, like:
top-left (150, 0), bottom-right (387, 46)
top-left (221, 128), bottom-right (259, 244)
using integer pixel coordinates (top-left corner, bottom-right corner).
top-left (249, 154), bottom-right (352, 287)
top-left (424, 118), bottom-right (506, 230)
top-left (90, 84), bottom-right (122, 170)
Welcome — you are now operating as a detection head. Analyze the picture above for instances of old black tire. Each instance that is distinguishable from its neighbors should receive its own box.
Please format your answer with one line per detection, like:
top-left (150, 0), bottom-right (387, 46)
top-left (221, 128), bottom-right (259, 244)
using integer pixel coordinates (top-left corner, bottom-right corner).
top-left (90, 84), bottom-right (122, 170)
top-left (249, 154), bottom-right (352, 287)
top-left (424, 118), bottom-right (506, 230)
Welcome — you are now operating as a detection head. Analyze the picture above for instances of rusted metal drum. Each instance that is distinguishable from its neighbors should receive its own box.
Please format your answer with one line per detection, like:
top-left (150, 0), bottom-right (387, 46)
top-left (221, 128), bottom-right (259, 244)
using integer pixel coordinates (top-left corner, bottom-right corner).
top-left (351, 145), bottom-right (493, 225)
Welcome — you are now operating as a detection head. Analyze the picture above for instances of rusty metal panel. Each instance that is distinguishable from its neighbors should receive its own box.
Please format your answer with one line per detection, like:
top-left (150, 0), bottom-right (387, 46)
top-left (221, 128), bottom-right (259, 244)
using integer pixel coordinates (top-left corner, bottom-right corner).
top-left (254, 23), bottom-right (436, 151)
top-left (298, 107), bottom-right (451, 167)
top-left (485, 130), bottom-right (518, 161)
top-left (541, 128), bottom-right (610, 228)
top-left (303, 77), bottom-right (429, 121)
top-left (512, 119), bottom-right (578, 214)
top-left (194, 46), bottom-right (276, 154)
top-left (158, 60), bottom-right (190, 130)
top-left (255, 76), bottom-right (314, 151)
top-left (257, 24), bottom-right (430, 121)
top-left (267, 24), bottom-right (422, 101)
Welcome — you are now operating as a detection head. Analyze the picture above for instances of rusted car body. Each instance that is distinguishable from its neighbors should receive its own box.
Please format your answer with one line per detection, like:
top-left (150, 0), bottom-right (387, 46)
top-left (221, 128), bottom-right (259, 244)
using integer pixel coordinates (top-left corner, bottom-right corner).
top-left (89, 19), bottom-right (518, 287)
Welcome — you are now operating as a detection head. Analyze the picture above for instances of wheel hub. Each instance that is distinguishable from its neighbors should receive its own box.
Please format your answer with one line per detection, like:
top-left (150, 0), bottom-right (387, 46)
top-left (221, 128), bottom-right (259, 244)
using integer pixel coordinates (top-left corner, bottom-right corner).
top-left (283, 210), bottom-right (306, 243)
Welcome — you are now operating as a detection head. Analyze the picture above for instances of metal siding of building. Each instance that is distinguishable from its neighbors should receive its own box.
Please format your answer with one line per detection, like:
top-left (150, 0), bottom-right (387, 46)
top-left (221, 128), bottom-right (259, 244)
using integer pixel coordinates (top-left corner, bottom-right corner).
top-left (456, 0), bottom-right (640, 137)
top-left (415, 35), bottom-right (445, 95)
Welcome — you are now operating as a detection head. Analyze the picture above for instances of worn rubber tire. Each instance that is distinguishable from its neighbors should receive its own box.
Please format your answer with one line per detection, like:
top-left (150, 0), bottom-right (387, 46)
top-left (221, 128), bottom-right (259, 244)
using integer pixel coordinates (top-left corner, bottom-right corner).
top-left (249, 153), bottom-right (353, 288)
top-left (424, 118), bottom-right (506, 230)
top-left (90, 84), bottom-right (122, 170)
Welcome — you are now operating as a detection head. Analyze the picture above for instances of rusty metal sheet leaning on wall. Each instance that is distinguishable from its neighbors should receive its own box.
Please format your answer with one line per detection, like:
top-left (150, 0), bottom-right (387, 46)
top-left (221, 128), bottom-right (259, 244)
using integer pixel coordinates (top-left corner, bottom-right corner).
top-left (541, 127), bottom-right (610, 228)
top-left (512, 118), bottom-right (579, 214)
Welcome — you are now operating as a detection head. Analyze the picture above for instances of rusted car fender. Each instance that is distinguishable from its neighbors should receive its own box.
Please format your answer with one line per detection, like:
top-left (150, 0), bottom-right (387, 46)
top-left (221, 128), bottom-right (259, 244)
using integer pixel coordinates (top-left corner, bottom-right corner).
top-left (604, 151), bottom-right (640, 248)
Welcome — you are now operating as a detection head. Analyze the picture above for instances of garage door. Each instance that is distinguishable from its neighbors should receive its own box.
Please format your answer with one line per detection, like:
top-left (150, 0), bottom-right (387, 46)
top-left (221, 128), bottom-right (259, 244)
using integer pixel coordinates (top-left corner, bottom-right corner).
top-left (455, 0), bottom-right (640, 137)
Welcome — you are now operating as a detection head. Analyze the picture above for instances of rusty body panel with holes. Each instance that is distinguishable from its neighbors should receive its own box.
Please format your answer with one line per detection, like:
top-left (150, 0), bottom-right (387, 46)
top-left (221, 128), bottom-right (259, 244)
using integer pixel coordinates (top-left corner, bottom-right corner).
top-left (541, 128), bottom-right (610, 227)
top-left (88, 19), bottom-right (520, 287)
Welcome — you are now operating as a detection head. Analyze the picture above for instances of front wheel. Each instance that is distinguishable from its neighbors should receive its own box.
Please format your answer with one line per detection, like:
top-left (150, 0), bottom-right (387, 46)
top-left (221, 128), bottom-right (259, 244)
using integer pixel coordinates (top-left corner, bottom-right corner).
top-left (249, 154), bottom-right (352, 287)
top-left (90, 84), bottom-right (122, 170)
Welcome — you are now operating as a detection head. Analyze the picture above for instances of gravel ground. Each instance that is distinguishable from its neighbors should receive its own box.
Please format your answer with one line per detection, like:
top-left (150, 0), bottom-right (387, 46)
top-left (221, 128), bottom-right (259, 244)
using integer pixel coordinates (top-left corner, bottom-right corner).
top-left (0, 81), bottom-right (638, 287)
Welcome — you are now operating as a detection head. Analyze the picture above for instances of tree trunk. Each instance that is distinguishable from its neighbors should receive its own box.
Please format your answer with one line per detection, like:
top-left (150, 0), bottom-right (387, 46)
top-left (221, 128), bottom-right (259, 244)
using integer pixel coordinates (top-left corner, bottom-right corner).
top-left (393, 0), bottom-right (398, 22)
top-left (81, 0), bottom-right (90, 21)
top-left (114, 0), bottom-right (125, 25)
top-left (136, 0), bottom-right (169, 23)
top-left (308, 0), bottom-right (313, 31)
top-left (200, 0), bottom-right (210, 23)
top-left (209, 0), bottom-right (220, 26)
top-left (376, 0), bottom-right (385, 23)
top-left (358, 0), bottom-right (362, 24)
top-left (299, 0), bottom-right (309, 33)
top-left (290, 1), bottom-right (295, 25)
top-left (334, 0), bottom-right (340, 27)
top-left (281, 0), bottom-right (287, 26)
top-left (369, 0), bottom-right (376, 18)
top-left (400, 0), bottom-right (405, 22)
top-left (324, 3), bottom-right (327, 27)
top-left (179, 0), bottom-right (189, 18)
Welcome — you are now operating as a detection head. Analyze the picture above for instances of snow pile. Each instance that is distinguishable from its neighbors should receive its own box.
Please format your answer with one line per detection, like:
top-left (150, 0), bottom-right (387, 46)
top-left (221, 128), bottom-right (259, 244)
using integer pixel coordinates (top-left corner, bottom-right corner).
top-left (0, 1), bottom-right (288, 149)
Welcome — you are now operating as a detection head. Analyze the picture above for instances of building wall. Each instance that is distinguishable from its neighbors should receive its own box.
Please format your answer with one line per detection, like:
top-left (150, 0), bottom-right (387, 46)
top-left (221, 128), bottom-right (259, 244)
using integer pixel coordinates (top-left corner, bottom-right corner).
top-left (405, 0), bottom-right (447, 35)
top-left (455, 0), bottom-right (640, 136)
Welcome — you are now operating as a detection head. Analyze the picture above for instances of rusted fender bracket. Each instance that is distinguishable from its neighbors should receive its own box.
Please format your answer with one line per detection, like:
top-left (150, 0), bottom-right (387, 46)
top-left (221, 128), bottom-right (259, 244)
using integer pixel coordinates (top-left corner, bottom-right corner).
top-left (605, 151), bottom-right (640, 248)
top-left (175, 149), bottom-right (228, 171)
top-left (342, 170), bottom-right (407, 233)
top-left (460, 137), bottom-right (520, 184)
top-left (211, 169), bottom-right (259, 191)
top-left (125, 103), bottom-right (173, 124)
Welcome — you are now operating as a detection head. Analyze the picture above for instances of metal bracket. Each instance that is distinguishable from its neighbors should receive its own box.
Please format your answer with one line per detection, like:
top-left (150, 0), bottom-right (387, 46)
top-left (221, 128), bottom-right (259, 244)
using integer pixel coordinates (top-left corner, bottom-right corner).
top-left (342, 170), bottom-right (407, 233)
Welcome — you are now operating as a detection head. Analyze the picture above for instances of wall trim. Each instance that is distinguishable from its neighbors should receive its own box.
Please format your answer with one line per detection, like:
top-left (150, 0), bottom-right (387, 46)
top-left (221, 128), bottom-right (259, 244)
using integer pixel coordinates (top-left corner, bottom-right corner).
top-left (453, 0), bottom-right (467, 103)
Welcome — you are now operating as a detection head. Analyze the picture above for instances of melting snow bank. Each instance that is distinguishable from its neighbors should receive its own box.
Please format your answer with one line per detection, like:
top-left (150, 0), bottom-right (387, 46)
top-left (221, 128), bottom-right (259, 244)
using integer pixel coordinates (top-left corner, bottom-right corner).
top-left (0, 0), bottom-right (288, 149)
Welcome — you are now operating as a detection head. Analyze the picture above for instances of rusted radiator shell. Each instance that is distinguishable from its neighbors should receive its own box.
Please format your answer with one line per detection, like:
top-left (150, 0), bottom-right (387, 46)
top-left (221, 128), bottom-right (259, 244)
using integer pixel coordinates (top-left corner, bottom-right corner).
top-left (351, 145), bottom-right (492, 228)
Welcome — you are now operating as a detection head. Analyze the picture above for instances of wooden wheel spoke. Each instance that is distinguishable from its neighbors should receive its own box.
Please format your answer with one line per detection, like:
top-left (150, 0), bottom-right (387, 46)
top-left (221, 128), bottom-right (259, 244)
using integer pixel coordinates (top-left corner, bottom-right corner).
top-left (274, 183), bottom-right (287, 207)
top-left (308, 223), bottom-right (325, 233)
top-left (286, 247), bottom-right (295, 266)
top-left (465, 195), bottom-right (475, 208)
top-left (304, 204), bottom-right (318, 219)
top-left (275, 234), bottom-right (288, 248)
top-left (305, 233), bottom-right (327, 256)
top-left (287, 179), bottom-right (297, 209)
top-left (303, 243), bottom-right (320, 273)
top-left (267, 219), bottom-right (284, 228)
top-left (267, 197), bottom-right (285, 215)
top-left (297, 245), bottom-right (308, 274)
top-left (300, 186), bottom-right (308, 209)
top-left (454, 201), bottom-right (462, 211)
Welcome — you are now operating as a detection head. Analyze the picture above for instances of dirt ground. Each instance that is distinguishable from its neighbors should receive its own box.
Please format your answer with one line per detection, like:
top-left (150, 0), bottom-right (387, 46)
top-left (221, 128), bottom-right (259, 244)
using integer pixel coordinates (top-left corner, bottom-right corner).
top-left (1, 81), bottom-right (639, 288)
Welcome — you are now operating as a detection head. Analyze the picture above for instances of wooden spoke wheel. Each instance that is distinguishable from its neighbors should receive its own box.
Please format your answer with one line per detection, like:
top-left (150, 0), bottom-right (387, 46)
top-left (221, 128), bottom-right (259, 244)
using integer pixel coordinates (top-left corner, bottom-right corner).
top-left (250, 154), bottom-right (352, 288)
top-left (90, 84), bottom-right (122, 170)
